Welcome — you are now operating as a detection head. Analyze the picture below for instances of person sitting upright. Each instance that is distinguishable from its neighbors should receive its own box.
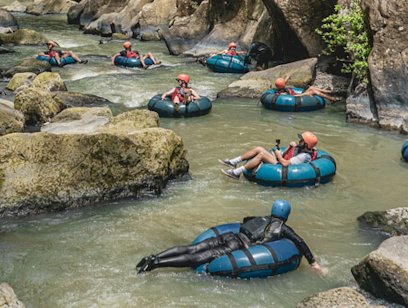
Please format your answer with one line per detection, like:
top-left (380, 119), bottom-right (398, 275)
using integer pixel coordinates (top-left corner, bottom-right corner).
top-left (219, 131), bottom-right (318, 180)
top-left (161, 74), bottom-right (200, 112)
top-left (247, 41), bottom-right (273, 70)
top-left (213, 42), bottom-right (247, 57)
top-left (111, 41), bottom-right (159, 68)
top-left (274, 76), bottom-right (338, 102)
top-left (38, 40), bottom-right (88, 67)
top-left (136, 199), bottom-right (327, 276)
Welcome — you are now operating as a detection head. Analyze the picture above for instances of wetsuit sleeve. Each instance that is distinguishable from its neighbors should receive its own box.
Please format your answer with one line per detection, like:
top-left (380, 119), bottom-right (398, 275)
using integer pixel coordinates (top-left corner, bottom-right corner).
top-left (280, 225), bottom-right (316, 264)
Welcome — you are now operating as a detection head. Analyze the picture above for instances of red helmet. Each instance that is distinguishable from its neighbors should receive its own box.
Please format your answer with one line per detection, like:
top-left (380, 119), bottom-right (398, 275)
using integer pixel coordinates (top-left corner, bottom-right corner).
top-left (274, 78), bottom-right (286, 89)
top-left (123, 41), bottom-right (131, 49)
top-left (228, 42), bottom-right (237, 49)
top-left (299, 131), bottom-right (318, 149)
top-left (176, 74), bottom-right (190, 84)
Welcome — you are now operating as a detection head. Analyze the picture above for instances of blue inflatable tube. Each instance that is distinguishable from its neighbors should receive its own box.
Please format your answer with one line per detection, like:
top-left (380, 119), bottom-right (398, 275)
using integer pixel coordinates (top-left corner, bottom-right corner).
top-left (114, 56), bottom-right (154, 68)
top-left (243, 147), bottom-right (336, 187)
top-left (261, 88), bottom-right (326, 112)
top-left (148, 94), bottom-right (212, 118)
top-left (192, 223), bottom-right (302, 279)
top-left (36, 55), bottom-right (77, 66)
top-left (206, 54), bottom-right (249, 74)
top-left (402, 140), bottom-right (408, 162)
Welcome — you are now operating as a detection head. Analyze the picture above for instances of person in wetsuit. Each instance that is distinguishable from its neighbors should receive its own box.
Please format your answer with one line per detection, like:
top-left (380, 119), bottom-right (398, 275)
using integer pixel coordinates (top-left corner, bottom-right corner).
top-left (247, 41), bottom-right (273, 70)
top-left (38, 40), bottom-right (88, 67)
top-left (136, 200), bottom-right (326, 275)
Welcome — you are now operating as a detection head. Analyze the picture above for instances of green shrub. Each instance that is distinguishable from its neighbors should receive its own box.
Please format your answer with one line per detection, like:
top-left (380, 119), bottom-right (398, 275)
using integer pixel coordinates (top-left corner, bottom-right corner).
top-left (316, 0), bottom-right (371, 84)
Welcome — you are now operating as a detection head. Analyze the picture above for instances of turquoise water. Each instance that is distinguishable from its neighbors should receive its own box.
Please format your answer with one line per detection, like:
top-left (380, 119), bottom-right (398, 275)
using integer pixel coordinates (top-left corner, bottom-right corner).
top-left (0, 13), bottom-right (407, 307)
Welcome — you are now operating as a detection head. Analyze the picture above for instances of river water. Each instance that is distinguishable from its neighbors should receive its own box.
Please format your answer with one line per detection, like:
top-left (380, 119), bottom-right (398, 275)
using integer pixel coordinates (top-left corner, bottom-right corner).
top-left (1, 13), bottom-right (407, 307)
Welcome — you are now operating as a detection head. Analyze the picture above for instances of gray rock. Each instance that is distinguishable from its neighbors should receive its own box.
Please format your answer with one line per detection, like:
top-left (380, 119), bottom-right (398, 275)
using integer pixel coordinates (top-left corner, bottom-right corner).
top-left (358, 208), bottom-right (408, 236)
top-left (351, 236), bottom-right (408, 306)
top-left (346, 83), bottom-right (379, 126)
top-left (52, 91), bottom-right (114, 108)
top-left (2, 1), bottom-right (27, 13)
top-left (0, 29), bottom-right (47, 45)
top-left (361, 0), bottom-right (408, 134)
top-left (0, 103), bottom-right (25, 136)
top-left (0, 110), bottom-right (189, 219)
top-left (297, 287), bottom-right (372, 307)
top-left (0, 46), bottom-right (14, 53)
top-left (0, 9), bottom-right (18, 33)
top-left (218, 58), bottom-right (317, 98)
top-left (0, 283), bottom-right (25, 307)
top-left (5, 58), bottom-right (52, 78)
top-left (26, 0), bottom-right (77, 15)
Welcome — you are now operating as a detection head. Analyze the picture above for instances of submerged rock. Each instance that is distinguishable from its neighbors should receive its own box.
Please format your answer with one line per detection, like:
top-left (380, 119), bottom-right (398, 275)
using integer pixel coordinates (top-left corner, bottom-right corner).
top-left (0, 109), bottom-right (189, 218)
top-left (0, 29), bottom-right (47, 45)
top-left (0, 283), bottom-right (25, 308)
top-left (26, 0), bottom-right (77, 15)
top-left (297, 287), bottom-right (372, 307)
top-left (32, 72), bottom-right (68, 92)
top-left (0, 9), bottom-right (18, 33)
top-left (351, 236), bottom-right (408, 306)
top-left (358, 208), bottom-right (408, 236)
top-left (0, 103), bottom-right (25, 136)
top-left (218, 58), bottom-right (317, 98)
top-left (4, 58), bottom-right (51, 77)
top-left (6, 72), bottom-right (37, 91)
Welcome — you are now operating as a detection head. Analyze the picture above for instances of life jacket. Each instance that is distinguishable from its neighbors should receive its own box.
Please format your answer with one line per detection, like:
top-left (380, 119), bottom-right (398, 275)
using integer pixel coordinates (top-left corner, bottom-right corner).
top-left (171, 86), bottom-right (191, 102)
top-left (225, 49), bottom-right (237, 56)
top-left (240, 216), bottom-right (271, 242)
top-left (46, 50), bottom-right (59, 58)
top-left (283, 145), bottom-right (317, 161)
top-left (125, 50), bottom-right (139, 58)
top-left (275, 87), bottom-right (296, 95)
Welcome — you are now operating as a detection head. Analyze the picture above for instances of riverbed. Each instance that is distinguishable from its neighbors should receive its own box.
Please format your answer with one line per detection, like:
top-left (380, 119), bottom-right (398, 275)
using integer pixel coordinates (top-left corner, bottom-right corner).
top-left (0, 12), bottom-right (407, 307)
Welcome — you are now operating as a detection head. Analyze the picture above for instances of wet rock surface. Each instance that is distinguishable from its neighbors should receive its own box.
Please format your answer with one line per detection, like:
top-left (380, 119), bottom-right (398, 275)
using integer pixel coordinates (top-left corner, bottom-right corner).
top-left (0, 29), bottom-right (47, 45)
top-left (0, 109), bottom-right (189, 219)
top-left (4, 59), bottom-right (51, 77)
top-left (218, 58), bottom-right (317, 98)
top-left (351, 236), bottom-right (408, 306)
top-left (6, 72), bottom-right (37, 91)
top-left (52, 91), bottom-right (114, 108)
top-left (0, 9), bottom-right (19, 33)
top-left (358, 208), bottom-right (408, 236)
top-left (32, 72), bottom-right (68, 92)
top-left (0, 103), bottom-right (25, 136)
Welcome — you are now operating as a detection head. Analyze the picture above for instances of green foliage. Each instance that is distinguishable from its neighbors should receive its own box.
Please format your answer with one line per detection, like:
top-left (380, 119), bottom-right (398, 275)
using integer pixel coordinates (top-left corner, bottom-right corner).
top-left (316, 0), bottom-right (371, 83)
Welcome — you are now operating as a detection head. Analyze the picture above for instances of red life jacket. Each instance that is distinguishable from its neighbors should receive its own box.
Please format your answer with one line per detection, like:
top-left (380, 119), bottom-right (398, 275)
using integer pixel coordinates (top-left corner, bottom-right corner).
top-left (276, 87), bottom-right (296, 95)
top-left (171, 87), bottom-right (191, 102)
top-left (283, 146), bottom-right (317, 161)
top-left (46, 50), bottom-right (59, 58)
top-left (126, 50), bottom-right (139, 58)
top-left (225, 50), bottom-right (237, 56)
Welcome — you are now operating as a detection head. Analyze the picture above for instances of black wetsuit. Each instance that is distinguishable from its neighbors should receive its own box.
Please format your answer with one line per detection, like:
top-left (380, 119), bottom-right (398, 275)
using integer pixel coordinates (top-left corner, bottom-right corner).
top-left (146, 216), bottom-right (315, 270)
top-left (248, 42), bottom-right (273, 69)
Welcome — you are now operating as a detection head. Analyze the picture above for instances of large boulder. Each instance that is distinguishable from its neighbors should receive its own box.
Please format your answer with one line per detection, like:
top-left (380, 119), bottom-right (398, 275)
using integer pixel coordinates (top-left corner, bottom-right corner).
top-left (297, 287), bottom-right (372, 307)
top-left (52, 91), bottom-right (114, 108)
top-left (2, 1), bottom-right (27, 13)
top-left (26, 0), bottom-right (77, 15)
top-left (218, 58), bottom-right (317, 98)
top-left (361, 0), bottom-right (408, 134)
top-left (0, 109), bottom-right (189, 218)
top-left (358, 207), bottom-right (408, 236)
top-left (32, 72), bottom-right (68, 92)
top-left (0, 283), bottom-right (25, 308)
top-left (14, 87), bottom-right (65, 125)
top-left (346, 83), bottom-right (379, 125)
top-left (4, 58), bottom-right (52, 77)
top-left (351, 236), bottom-right (408, 306)
top-left (0, 9), bottom-right (18, 33)
top-left (0, 29), bottom-right (47, 45)
top-left (0, 103), bottom-right (25, 136)
top-left (6, 72), bottom-right (37, 91)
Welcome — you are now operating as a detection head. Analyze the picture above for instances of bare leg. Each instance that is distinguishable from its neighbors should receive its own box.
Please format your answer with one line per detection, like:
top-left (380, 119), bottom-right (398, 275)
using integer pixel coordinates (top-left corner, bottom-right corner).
top-left (173, 96), bottom-right (181, 111)
top-left (145, 52), bottom-right (157, 64)
top-left (63, 51), bottom-right (82, 62)
top-left (54, 53), bottom-right (62, 66)
top-left (243, 150), bottom-right (278, 170)
top-left (140, 56), bottom-right (147, 69)
top-left (296, 88), bottom-right (337, 102)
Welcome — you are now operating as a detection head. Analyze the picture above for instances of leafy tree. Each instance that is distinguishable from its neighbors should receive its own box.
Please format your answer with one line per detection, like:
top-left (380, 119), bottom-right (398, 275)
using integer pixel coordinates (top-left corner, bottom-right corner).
top-left (316, 0), bottom-right (371, 84)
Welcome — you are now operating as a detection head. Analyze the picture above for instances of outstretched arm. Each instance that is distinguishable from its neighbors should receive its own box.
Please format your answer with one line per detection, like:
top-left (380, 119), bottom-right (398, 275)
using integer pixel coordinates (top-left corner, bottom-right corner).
top-left (111, 53), bottom-right (120, 65)
top-left (190, 89), bottom-right (200, 99)
top-left (162, 88), bottom-right (175, 100)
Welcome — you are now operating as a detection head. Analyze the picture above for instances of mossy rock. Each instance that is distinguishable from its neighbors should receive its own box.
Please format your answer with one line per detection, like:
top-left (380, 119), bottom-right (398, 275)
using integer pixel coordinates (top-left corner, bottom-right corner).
top-left (0, 29), bottom-right (47, 45)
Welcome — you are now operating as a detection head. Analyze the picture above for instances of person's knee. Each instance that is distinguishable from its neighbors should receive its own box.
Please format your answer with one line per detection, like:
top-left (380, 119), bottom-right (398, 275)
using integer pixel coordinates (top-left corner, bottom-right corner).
top-left (254, 146), bottom-right (265, 153)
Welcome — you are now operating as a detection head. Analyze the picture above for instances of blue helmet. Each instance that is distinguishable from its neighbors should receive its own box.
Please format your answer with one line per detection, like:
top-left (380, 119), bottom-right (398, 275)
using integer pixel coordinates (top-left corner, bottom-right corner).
top-left (271, 199), bottom-right (291, 220)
